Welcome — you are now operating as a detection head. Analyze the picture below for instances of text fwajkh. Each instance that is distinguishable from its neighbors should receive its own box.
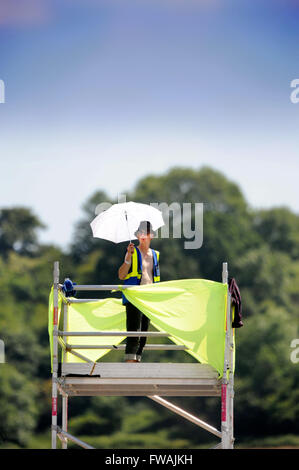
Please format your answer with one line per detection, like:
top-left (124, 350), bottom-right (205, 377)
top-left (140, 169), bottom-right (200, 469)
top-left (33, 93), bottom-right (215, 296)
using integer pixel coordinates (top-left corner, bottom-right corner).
top-left (105, 454), bottom-right (193, 466)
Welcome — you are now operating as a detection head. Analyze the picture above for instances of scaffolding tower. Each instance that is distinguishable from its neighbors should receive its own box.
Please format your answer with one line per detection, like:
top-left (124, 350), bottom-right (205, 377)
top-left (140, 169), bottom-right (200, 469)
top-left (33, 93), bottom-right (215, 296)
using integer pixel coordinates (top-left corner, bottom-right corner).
top-left (51, 261), bottom-right (234, 449)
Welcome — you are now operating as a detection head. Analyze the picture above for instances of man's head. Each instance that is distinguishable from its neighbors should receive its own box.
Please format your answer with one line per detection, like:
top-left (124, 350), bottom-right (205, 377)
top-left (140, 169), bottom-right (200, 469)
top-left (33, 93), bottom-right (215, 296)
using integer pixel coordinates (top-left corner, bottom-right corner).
top-left (134, 220), bottom-right (156, 240)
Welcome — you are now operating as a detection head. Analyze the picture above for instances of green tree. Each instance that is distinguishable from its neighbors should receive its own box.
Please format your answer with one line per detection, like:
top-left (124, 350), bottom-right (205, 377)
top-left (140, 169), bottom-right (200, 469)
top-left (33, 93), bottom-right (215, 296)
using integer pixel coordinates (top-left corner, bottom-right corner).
top-left (70, 191), bottom-right (112, 263)
top-left (253, 207), bottom-right (299, 260)
top-left (0, 364), bottom-right (39, 447)
top-left (235, 308), bottom-right (299, 437)
top-left (0, 207), bottom-right (45, 260)
top-left (233, 247), bottom-right (297, 316)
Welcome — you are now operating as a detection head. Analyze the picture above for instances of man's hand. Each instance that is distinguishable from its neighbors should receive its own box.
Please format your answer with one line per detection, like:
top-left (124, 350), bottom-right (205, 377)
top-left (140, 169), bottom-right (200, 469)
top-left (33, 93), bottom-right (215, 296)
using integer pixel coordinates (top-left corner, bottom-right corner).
top-left (119, 243), bottom-right (134, 279)
top-left (125, 242), bottom-right (135, 262)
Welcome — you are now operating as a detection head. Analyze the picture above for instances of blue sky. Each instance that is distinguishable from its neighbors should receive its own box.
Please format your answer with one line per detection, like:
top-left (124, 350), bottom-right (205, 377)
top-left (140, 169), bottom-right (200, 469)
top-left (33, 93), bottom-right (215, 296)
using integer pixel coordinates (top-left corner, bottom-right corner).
top-left (0, 0), bottom-right (299, 248)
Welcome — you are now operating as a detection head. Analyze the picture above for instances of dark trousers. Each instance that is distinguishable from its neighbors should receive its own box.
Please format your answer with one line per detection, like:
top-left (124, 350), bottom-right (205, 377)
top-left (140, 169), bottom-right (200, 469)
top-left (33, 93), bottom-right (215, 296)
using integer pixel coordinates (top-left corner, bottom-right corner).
top-left (125, 302), bottom-right (150, 361)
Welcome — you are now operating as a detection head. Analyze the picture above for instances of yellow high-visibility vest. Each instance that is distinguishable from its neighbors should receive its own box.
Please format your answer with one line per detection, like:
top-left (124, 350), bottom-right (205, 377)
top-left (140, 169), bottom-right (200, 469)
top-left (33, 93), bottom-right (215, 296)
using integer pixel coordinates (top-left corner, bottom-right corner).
top-left (122, 247), bottom-right (160, 304)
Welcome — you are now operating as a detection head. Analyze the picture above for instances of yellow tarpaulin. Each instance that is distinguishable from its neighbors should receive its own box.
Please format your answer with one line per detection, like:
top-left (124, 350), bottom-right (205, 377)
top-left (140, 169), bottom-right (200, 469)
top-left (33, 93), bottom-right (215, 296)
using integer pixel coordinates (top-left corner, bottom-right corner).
top-left (48, 287), bottom-right (126, 369)
top-left (48, 279), bottom-right (228, 377)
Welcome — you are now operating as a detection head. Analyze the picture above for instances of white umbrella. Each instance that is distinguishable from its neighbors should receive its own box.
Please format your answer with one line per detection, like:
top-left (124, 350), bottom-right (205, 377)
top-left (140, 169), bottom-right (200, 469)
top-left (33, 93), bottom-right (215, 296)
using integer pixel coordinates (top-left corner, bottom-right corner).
top-left (90, 201), bottom-right (164, 243)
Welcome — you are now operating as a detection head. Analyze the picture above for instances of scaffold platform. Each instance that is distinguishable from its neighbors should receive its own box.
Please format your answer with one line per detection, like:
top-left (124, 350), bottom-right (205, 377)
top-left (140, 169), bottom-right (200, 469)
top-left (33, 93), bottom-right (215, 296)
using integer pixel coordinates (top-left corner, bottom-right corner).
top-left (50, 261), bottom-right (235, 450)
top-left (58, 362), bottom-right (221, 397)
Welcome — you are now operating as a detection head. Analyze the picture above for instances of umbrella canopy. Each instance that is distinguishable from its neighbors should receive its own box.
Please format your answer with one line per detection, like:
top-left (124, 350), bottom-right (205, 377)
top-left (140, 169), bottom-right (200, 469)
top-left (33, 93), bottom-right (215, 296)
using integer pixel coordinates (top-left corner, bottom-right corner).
top-left (90, 201), bottom-right (164, 243)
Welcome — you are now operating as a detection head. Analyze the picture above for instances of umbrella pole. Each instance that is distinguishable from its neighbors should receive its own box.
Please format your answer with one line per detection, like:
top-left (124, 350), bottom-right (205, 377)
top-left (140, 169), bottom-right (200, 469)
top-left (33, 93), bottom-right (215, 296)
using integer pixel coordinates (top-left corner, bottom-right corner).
top-left (124, 211), bottom-right (132, 244)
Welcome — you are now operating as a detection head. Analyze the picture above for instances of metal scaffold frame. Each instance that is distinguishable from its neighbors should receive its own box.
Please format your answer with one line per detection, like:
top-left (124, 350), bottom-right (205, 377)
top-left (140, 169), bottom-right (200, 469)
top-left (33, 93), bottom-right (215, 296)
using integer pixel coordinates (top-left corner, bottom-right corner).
top-left (51, 261), bottom-right (234, 449)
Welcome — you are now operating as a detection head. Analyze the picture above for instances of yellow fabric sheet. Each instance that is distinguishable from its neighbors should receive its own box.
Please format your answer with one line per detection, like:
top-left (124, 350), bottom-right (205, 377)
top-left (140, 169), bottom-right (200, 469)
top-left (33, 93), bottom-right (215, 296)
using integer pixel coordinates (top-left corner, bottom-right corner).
top-left (48, 279), bottom-right (228, 377)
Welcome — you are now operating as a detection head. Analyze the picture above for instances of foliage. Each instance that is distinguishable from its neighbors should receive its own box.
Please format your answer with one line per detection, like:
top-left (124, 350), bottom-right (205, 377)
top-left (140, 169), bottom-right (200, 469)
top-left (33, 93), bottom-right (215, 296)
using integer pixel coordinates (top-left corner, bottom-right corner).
top-left (0, 364), bottom-right (39, 447)
top-left (0, 207), bottom-right (45, 260)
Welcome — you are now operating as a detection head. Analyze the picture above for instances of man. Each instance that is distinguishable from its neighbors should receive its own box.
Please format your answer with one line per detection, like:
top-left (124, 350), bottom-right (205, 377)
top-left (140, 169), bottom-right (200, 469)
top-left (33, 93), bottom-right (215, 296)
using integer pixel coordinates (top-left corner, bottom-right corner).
top-left (118, 220), bottom-right (160, 363)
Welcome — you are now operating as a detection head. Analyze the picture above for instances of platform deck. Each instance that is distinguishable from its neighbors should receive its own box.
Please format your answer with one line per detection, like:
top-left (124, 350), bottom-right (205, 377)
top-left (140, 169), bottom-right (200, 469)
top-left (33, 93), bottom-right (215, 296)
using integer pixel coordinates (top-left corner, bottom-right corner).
top-left (59, 362), bottom-right (221, 397)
